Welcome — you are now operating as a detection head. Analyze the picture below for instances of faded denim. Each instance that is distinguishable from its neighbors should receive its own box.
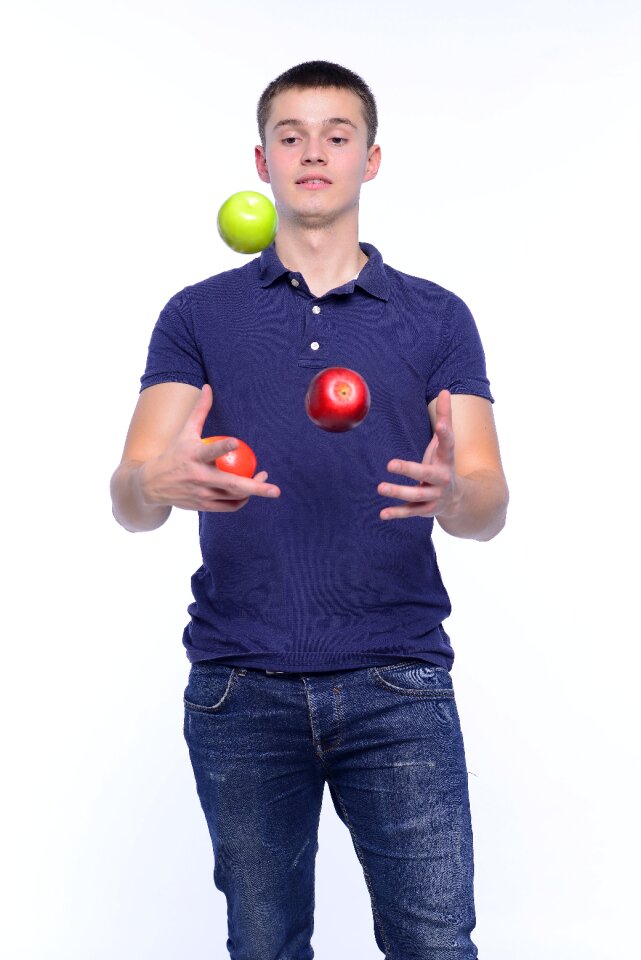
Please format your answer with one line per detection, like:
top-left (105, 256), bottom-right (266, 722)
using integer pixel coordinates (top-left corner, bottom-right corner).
top-left (183, 659), bottom-right (478, 959)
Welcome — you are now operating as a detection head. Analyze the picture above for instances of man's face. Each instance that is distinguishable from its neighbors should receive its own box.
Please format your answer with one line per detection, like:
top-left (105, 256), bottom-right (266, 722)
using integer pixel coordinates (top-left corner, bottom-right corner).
top-left (255, 86), bottom-right (381, 230)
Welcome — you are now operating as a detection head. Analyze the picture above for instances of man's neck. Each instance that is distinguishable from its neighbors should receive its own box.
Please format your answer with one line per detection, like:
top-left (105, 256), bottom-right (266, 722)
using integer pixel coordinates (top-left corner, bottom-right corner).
top-left (274, 225), bottom-right (368, 298)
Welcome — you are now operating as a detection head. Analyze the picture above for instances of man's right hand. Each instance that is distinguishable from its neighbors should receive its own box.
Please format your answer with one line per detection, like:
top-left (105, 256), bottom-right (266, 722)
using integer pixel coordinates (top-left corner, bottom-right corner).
top-left (111, 382), bottom-right (281, 532)
top-left (140, 384), bottom-right (281, 513)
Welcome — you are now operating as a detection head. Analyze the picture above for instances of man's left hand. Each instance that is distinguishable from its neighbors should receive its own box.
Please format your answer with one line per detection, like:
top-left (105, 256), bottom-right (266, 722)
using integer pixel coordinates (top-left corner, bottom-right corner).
top-left (378, 389), bottom-right (462, 521)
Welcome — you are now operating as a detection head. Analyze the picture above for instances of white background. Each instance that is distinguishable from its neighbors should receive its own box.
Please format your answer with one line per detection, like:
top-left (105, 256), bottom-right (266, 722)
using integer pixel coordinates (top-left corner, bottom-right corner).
top-left (2, 1), bottom-right (640, 957)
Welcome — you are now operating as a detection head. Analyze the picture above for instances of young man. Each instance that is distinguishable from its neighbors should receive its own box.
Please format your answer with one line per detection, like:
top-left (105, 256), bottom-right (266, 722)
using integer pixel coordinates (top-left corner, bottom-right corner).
top-left (111, 61), bottom-right (508, 959)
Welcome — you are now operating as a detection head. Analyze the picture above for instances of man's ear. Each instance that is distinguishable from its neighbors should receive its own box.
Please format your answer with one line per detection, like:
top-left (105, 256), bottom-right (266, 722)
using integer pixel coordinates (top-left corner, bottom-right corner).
top-left (363, 144), bottom-right (381, 183)
top-left (255, 145), bottom-right (270, 183)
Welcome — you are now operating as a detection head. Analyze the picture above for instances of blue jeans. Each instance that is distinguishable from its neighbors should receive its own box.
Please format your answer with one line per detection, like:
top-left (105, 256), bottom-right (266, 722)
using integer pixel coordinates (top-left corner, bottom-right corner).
top-left (183, 659), bottom-right (478, 959)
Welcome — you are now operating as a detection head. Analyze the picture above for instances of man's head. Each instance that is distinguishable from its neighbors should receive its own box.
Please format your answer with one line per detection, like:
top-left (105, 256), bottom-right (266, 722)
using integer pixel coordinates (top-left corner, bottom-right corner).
top-left (255, 62), bottom-right (381, 233)
top-left (257, 60), bottom-right (378, 150)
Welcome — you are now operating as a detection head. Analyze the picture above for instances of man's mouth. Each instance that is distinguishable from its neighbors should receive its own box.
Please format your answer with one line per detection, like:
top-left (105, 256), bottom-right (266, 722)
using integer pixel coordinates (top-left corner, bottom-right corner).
top-left (296, 176), bottom-right (332, 190)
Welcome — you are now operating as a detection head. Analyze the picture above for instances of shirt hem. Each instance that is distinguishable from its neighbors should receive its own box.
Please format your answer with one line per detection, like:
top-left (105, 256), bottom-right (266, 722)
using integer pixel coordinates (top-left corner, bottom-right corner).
top-left (186, 648), bottom-right (453, 673)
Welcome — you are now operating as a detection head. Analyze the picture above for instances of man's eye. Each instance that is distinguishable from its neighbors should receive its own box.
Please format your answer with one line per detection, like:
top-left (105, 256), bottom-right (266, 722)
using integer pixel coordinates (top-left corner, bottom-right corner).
top-left (282, 137), bottom-right (298, 145)
top-left (330, 137), bottom-right (347, 144)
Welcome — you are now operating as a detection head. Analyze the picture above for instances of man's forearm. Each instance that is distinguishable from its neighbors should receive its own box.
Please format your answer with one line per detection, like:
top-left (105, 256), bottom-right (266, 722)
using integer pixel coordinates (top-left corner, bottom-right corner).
top-left (436, 469), bottom-right (509, 542)
top-left (110, 460), bottom-right (172, 533)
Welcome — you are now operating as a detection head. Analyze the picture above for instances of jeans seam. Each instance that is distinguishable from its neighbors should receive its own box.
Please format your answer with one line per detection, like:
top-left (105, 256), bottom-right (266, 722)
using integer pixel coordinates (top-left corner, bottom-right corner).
top-left (372, 675), bottom-right (455, 698)
top-left (301, 679), bottom-right (345, 755)
top-left (374, 660), bottom-right (440, 673)
top-left (302, 677), bottom-right (322, 756)
top-left (332, 684), bottom-right (344, 750)
top-left (183, 666), bottom-right (241, 713)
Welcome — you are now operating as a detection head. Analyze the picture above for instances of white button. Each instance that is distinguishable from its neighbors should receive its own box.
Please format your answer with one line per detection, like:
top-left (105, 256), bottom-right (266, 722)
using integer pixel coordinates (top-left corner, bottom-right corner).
top-left (312, 305), bottom-right (321, 314)
top-left (310, 341), bottom-right (320, 351)
top-left (291, 278), bottom-right (299, 287)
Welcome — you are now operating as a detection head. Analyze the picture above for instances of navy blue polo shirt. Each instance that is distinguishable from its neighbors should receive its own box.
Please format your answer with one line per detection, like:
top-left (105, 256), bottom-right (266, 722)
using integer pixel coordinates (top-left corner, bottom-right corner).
top-left (140, 241), bottom-right (494, 672)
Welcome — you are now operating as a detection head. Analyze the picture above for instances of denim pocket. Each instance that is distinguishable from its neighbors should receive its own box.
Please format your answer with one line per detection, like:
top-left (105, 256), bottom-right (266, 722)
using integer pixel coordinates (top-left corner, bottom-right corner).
top-left (371, 660), bottom-right (455, 698)
top-left (183, 661), bottom-right (243, 713)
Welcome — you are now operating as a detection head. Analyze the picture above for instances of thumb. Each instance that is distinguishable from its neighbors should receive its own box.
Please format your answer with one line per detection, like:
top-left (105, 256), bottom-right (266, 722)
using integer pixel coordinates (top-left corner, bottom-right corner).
top-left (183, 383), bottom-right (214, 438)
top-left (435, 388), bottom-right (452, 426)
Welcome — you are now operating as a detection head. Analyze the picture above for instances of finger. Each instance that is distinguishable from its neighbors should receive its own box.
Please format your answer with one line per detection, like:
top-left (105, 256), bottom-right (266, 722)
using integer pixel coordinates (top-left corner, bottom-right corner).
top-left (197, 435), bottom-right (239, 463)
top-left (183, 383), bottom-right (214, 438)
top-left (433, 391), bottom-right (455, 462)
top-left (435, 416), bottom-right (455, 459)
top-left (202, 496), bottom-right (251, 512)
top-left (243, 481), bottom-right (281, 499)
top-left (206, 476), bottom-right (281, 499)
top-left (385, 460), bottom-right (450, 486)
top-left (421, 432), bottom-right (439, 466)
top-left (217, 497), bottom-right (250, 511)
top-left (378, 480), bottom-right (444, 503)
top-left (380, 501), bottom-right (438, 520)
top-left (435, 389), bottom-right (452, 427)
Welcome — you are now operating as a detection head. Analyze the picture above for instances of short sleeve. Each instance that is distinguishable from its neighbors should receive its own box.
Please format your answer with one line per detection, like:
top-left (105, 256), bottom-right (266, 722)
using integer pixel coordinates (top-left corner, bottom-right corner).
top-left (425, 295), bottom-right (494, 406)
top-left (139, 290), bottom-right (206, 393)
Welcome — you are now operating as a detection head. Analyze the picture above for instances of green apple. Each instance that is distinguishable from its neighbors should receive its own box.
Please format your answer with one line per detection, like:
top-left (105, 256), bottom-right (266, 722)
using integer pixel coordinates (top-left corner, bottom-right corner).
top-left (217, 190), bottom-right (278, 254)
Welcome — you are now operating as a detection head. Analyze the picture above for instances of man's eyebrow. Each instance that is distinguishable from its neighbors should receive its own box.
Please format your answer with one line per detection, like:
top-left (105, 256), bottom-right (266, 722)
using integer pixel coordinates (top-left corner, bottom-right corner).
top-left (272, 117), bottom-right (358, 132)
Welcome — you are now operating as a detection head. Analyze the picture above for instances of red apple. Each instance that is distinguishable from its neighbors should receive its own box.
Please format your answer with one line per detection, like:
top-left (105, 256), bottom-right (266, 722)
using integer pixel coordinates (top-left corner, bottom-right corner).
top-left (304, 367), bottom-right (371, 432)
top-left (201, 436), bottom-right (257, 477)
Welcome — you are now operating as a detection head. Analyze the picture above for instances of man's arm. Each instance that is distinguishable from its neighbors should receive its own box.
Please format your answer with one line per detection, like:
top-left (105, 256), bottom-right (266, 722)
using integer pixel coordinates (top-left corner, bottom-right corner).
top-left (377, 391), bottom-right (509, 541)
top-left (110, 382), bottom-right (280, 533)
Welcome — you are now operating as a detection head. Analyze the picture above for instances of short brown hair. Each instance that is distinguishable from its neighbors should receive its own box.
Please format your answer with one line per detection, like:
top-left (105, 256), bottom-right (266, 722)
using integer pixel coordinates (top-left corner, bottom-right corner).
top-left (257, 60), bottom-right (378, 149)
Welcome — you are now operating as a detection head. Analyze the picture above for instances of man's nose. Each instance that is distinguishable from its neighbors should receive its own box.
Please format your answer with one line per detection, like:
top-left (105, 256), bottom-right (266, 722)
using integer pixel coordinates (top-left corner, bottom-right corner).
top-left (302, 138), bottom-right (327, 163)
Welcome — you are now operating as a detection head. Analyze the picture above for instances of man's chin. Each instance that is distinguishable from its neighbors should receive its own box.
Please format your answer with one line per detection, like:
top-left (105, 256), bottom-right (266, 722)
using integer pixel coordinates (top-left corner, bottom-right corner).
top-left (289, 210), bottom-right (342, 230)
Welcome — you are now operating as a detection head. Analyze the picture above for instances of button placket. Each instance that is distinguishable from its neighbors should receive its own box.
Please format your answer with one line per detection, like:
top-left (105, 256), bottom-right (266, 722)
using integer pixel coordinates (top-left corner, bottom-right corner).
top-left (299, 299), bottom-right (330, 359)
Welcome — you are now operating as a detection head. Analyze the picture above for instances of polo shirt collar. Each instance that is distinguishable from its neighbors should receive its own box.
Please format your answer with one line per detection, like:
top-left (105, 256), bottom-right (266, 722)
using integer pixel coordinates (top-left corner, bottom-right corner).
top-left (258, 241), bottom-right (390, 301)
